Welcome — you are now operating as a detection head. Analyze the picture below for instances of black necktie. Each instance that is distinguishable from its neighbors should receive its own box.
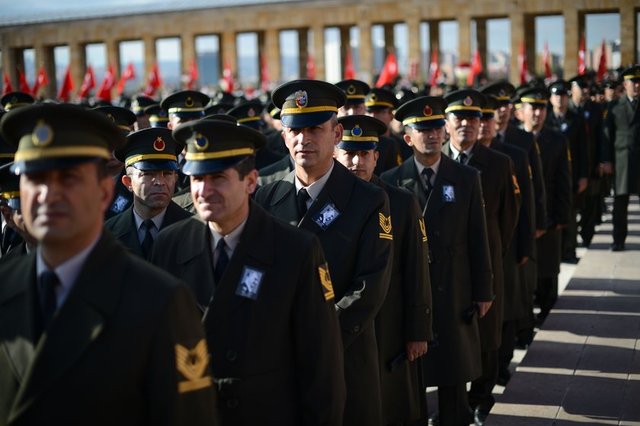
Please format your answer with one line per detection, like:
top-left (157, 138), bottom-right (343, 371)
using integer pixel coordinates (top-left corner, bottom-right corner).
top-left (141, 219), bottom-right (155, 259)
top-left (214, 238), bottom-right (229, 284)
top-left (39, 271), bottom-right (60, 330)
top-left (458, 153), bottom-right (468, 164)
top-left (421, 168), bottom-right (434, 198)
top-left (297, 188), bottom-right (311, 219)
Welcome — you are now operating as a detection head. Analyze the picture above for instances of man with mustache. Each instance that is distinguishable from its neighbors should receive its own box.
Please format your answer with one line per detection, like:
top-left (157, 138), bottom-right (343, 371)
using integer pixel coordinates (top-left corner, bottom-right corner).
top-left (104, 127), bottom-right (192, 260)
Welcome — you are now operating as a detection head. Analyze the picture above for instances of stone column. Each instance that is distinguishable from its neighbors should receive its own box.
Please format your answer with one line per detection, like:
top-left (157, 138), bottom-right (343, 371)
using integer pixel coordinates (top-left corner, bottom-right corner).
top-left (524, 15), bottom-right (536, 76)
top-left (69, 42), bottom-right (85, 93)
top-left (564, 7), bottom-right (581, 77)
top-left (407, 16), bottom-right (421, 83)
top-left (458, 13), bottom-right (471, 63)
top-left (339, 26), bottom-right (351, 80)
top-left (263, 28), bottom-right (280, 85)
top-left (383, 23), bottom-right (395, 54)
top-left (181, 32), bottom-right (195, 87)
top-left (358, 20), bottom-right (373, 83)
top-left (220, 30), bottom-right (237, 80)
top-left (143, 35), bottom-right (156, 76)
top-left (106, 38), bottom-right (120, 74)
top-left (299, 28), bottom-right (309, 79)
top-left (311, 24), bottom-right (325, 80)
top-left (509, 12), bottom-right (525, 84)
top-left (39, 46), bottom-right (56, 99)
top-left (476, 18), bottom-right (487, 72)
top-left (620, 0), bottom-right (636, 66)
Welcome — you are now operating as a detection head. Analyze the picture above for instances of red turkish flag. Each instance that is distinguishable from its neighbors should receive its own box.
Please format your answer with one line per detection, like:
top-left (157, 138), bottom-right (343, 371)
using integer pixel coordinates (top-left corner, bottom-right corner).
top-left (143, 63), bottom-right (162, 97)
top-left (429, 49), bottom-right (440, 86)
top-left (186, 59), bottom-right (199, 90)
top-left (219, 60), bottom-right (235, 93)
top-left (78, 66), bottom-right (96, 99)
top-left (116, 62), bottom-right (136, 95)
top-left (578, 33), bottom-right (586, 75)
top-left (375, 51), bottom-right (398, 88)
top-left (18, 69), bottom-right (32, 95)
top-left (96, 64), bottom-right (116, 102)
top-left (518, 41), bottom-right (528, 84)
top-left (542, 41), bottom-right (552, 79)
top-left (344, 48), bottom-right (356, 80)
top-left (57, 66), bottom-right (74, 102)
top-left (32, 67), bottom-right (49, 97)
top-left (597, 39), bottom-right (607, 82)
top-left (467, 49), bottom-right (483, 87)
top-left (2, 72), bottom-right (14, 95)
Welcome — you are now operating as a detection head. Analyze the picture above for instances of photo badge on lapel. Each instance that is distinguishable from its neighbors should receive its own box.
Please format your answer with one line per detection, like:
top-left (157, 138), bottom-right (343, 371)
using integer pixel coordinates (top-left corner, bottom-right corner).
top-left (442, 185), bottom-right (456, 202)
top-left (236, 266), bottom-right (265, 300)
top-left (312, 202), bottom-right (340, 230)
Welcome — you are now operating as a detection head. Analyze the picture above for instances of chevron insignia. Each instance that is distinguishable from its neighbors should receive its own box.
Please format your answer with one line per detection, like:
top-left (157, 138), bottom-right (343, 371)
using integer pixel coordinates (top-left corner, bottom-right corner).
top-left (175, 339), bottom-right (212, 393)
top-left (379, 213), bottom-right (393, 240)
top-left (318, 263), bottom-right (335, 301)
top-left (512, 174), bottom-right (521, 195)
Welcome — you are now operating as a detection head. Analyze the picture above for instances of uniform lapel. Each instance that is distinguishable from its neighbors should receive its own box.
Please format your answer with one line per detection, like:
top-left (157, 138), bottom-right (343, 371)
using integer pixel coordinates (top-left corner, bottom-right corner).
top-left (265, 171), bottom-right (299, 226)
top-left (397, 158), bottom-right (427, 210)
top-left (425, 155), bottom-right (456, 220)
top-left (109, 207), bottom-right (144, 257)
top-left (161, 201), bottom-right (192, 230)
top-left (9, 234), bottom-right (123, 420)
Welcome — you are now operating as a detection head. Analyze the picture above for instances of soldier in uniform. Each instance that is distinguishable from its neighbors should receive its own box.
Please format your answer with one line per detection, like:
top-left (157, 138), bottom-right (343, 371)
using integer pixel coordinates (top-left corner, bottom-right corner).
top-left (104, 127), bottom-right (192, 260)
top-left (602, 65), bottom-right (640, 251)
top-left (130, 95), bottom-right (156, 131)
top-left (254, 79), bottom-right (393, 426)
top-left (144, 104), bottom-right (170, 128)
top-left (1, 162), bottom-right (36, 260)
top-left (0, 104), bottom-right (218, 425)
top-left (365, 87), bottom-right (404, 173)
top-left (514, 86), bottom-right (572, 323)
top-left (152, 119), bottom-right (346, 425)
top-left (546, 80), bottom-right (588, 263)
top-left (335, 115), bottom-right (433, 425)
top-left (381, 95), bottom-right (493, 426)
top-left (0, 92), bottom-right (35, 112)
top-left (336, 79), bottom-right (370, 116)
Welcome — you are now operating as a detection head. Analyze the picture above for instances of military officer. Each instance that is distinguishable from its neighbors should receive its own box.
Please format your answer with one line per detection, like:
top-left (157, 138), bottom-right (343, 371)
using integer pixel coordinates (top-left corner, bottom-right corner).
top-left (144, 104), bottom-right (170, 128)
top-left (130, 95), bottom-right (156, 130)
top-left (365, 87), bottom-right (404, 173)
top-left (104, 127), bottom-right (192, 259)
top-left (514, 86), bottom-right (572, 323)
top-left (602, 65), bottom-right (640, 251)
top-left (336, 79), bottom-right (370, 116)
top-left (262, 101), bottom-right (288, 157)
top-left (254, 79), bottom-right (393, 426)
top-left (0, 92), bottom-right (35, 112)
top-left (381, 96), bottom-right (493, 426)
top-left (335, 115), bottom-right (433, 425)
top-left (258, 106), bottom-right (294, 185)
top-left (0, 103), bottom-right (218, 425)
top-left (1, 162), bottom-right (36, 260)
top-left (152, 119), bottom-right (346, 425)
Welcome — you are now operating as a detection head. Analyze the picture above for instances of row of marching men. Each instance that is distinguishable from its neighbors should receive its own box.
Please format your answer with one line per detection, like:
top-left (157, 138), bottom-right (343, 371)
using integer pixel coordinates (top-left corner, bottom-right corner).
top-left (1, 67), bottom-right (637, 426)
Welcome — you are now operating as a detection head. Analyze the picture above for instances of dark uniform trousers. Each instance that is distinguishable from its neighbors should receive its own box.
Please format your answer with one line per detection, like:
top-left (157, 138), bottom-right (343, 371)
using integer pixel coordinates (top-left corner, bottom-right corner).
top-left (442, 143), bottom-right (519, 412)
top-left (534, 128), bottom-right (572, 320)
top-left (603, 96), bottom-right (640, 246)
top-left (104, 201), bottom-right (193, 258)
top-left (152, 202), bottom-right (347, 426)
top-left (381, 155), bottom-right (493, 426)
top-left (255, 161), bottom-right (393, 426)
top-left (371, 176), bottom-right (433, 425)
top-left (0, 232), bottom-right (218, 426)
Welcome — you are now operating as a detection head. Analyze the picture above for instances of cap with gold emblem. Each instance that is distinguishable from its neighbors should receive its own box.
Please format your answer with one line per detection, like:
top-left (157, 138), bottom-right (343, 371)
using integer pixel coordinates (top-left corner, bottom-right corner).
top-left (227, 100), bottom-right (264, 129)
top-left (114, 127), bottom-right (184, 171)
top-left (161, 90), bottom-right (210, 119)
top-left (0, 162), bottom-right (20, 211)
top-left (131, 95), bottom-right (156, 116)
top-left (621, 65), bottom-right (640, 82)
top-left (337, 115), bottom-right (387, 151)
top-left (144, 104), bottom-right (169, 128)
top-left (1, 91), bottom-right (35, 112)
top-left (335, 79), bottom-right (370, 106)
top-left (172, 119), bottom-right (266, 176)
top-left (365, 87), bottom-right (398, 111)
top-left (443, 89), bottom-right (483, 117)
top-left (480, 94), bottom-right (499, 120)
top-left (514, 86), bottom-right (549, 108)
top-left (0, 104), bottom-right (125, 174)
top-left (265, 101), bottom-right (281, 120)
top-left (93, 105), bottom-right (136, 135)
top-left (480, 80), bottom-right (516, 106)
top-left (272, 79), bottom-right (346, 128)
top-left (203, 113), bottom-right (237, 124)
top-left (548, 80), bottom-right (570, 96)
top-left (394, 96), bottom-right (447, 130)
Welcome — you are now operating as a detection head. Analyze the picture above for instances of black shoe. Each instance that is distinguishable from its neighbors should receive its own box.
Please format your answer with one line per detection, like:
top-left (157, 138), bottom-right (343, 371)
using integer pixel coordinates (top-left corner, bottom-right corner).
top-left (611, 242), bottom-right (625, 252)
top-left (562, 255), bottom-right (579, 264)
top-left (473, 407), bottom-right (489, 426)
top-left (496, 368), bottom-right (511, 386)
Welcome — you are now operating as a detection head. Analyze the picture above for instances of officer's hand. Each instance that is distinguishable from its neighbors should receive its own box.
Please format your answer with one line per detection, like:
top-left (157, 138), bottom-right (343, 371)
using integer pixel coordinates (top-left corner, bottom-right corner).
top-left (517, 256), bottom-right (529, 266)
top-left (602, 162), bottom-right (613, 175)
top-left (406, 341), bottom-right (428, 361)
top-left (476, 301), bottom-right (493, 318)
top-left (577, 178), bottom-right (588, 194)
top-left (535, 229), bottom-right (547, 239)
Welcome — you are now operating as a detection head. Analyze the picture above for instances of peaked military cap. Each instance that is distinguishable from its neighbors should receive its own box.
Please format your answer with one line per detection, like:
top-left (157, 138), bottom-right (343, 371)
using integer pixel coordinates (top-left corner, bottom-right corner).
top-left (394, 96), bottom-right (447, 130)
top-left (227, 100), bottom-right (264, 129)
top-left (204, 92), bottom-right (237, 115)
top-left (161, 90), bottom-right (210, 119)
top-left (548, 80), bottom-right (570, 96)
top-left (514, 85), bottom-right (549, 108)
top-left (173, 119), bottom-right (266, 176)
top-left (480, 95), bottom-right (499, 119)
top-left (144, 104), bottom-right (169, 128)
top-left (131, 95), bottom-right (156, 116)
top-left (603, 79), bottom-right (619, 89)
top-left (114, 127), bottom-right (183, 171)
top-left (93, 105), bottom-right (136, 135)
top-left (568, 75), bottom-right (589, 89)
top-left (365, 87), bottom-right (398, 111)
top-left (335, 79), bottom-right (370, 105)
top-left (0, 162), bottom-right (21, 210)
top-left (480, 80), bottom-right (516, 105)
top-left (1, 91), bottom-right (35, 112)
top-left (203, 113), bottom-right (238, 124)
top-left (0, 111), bottom-right (14, 167)
top-left (337, 115), bottom-right (387, 151)
top-left (396, 87), bottom-right (417, 106)
top-left (621, 65), bottom-right (640, 81)
top-left (443, 89), bottom-right (483, 117)
top-left (0, 103), bottom-right (126, 174)
top-left (272, 79), bottom-right (346, 128)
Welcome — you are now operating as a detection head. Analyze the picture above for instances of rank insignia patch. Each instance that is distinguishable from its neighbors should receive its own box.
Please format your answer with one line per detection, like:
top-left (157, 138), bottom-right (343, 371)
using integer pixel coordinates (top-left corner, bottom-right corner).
top-left (512, 174), bottom-right (521, 194)
top-left (379, 213), bottom-right (393, 240)
top-left (419, 217), bottom-right (428, 243)
top-left (318, 263), bottom-right (334, 301)
top-left (175, 339), bottom-right (212, 393)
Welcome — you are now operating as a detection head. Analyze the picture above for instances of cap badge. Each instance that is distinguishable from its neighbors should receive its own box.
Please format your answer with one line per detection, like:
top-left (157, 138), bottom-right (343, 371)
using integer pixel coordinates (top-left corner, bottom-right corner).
top-left (185, 96), bottom-right (194, 107)
top-left (194, 133), bottom-right (209, 152)
top-left (369, 94), bottom-right (378, 103)
top-left (347, 85), bottom-right (356, 95)
top-left (247, 108), bottom-right (255, 117)
top-left (352, 125), bottom-right (363, 137)
top-left (153, 136), bottom-right (166, 152)
top-left (10, 96), bottom-right (18, 104)
top-left (463, 96), bottom-right (473, 106)
top-left (423, 105), bottom-right (433, 117)
top-left (498, 89), bottom-right (506, 97)
top-left (31, 120), bottom-right (54, 147)
top-left (106, 113), bottom-right (115, 123)
top-left (294, 90), bottom-right (308, 108)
